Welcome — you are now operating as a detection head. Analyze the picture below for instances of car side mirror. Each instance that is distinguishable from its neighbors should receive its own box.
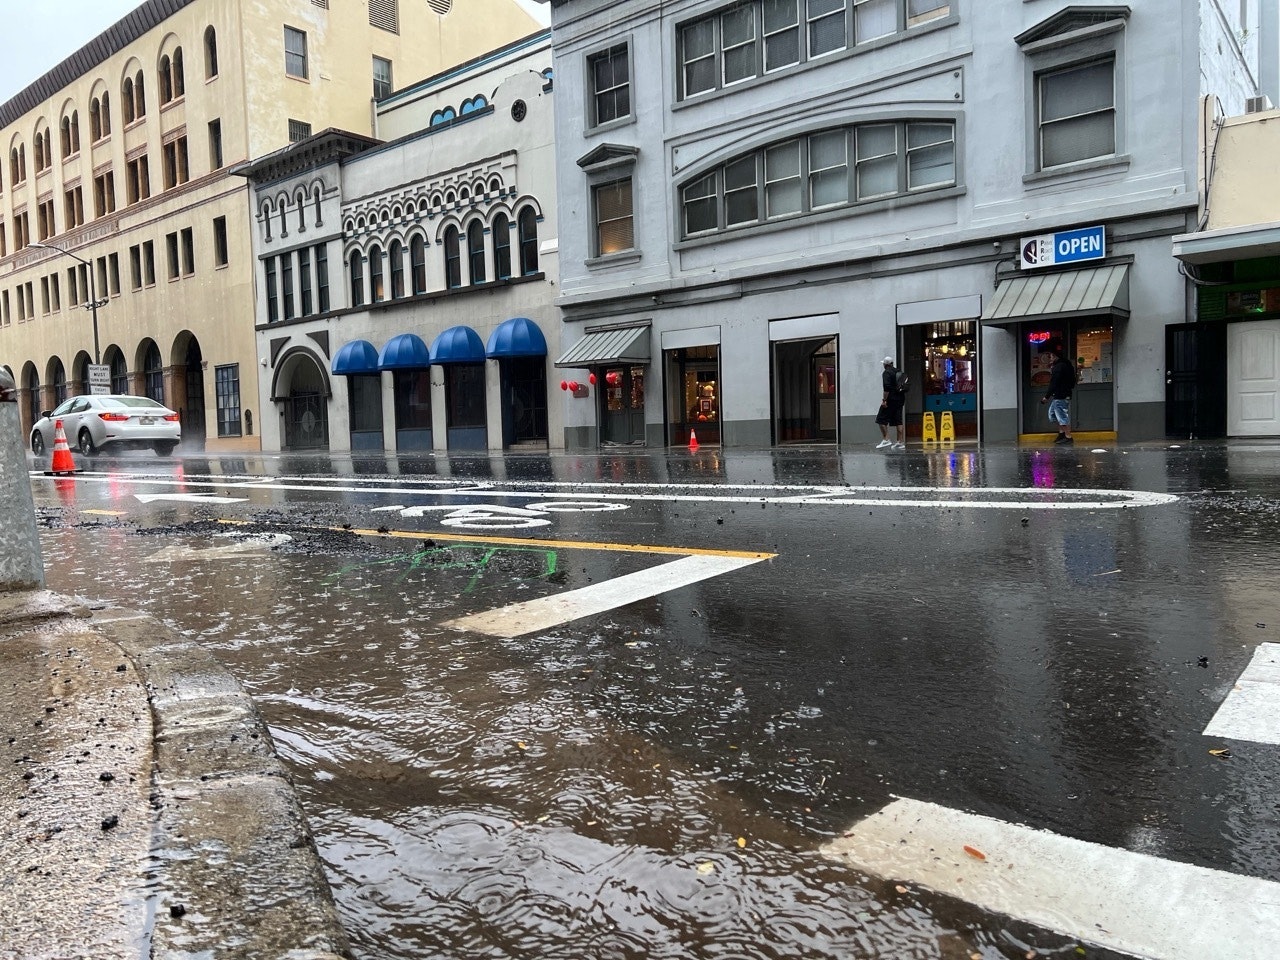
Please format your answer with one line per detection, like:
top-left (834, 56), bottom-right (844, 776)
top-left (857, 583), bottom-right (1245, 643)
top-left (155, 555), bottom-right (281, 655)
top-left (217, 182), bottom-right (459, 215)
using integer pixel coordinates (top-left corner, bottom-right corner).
top-left (40, 410), bottom-right (52, 419)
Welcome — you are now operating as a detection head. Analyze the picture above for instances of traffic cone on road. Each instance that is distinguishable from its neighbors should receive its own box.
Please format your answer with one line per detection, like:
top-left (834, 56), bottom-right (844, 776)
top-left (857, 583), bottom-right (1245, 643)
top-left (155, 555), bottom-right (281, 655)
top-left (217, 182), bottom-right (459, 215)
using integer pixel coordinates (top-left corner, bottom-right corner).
top-left (688, 429), bottom-right (699, 452)
top-left (46, 419), bottom-right (80, 476)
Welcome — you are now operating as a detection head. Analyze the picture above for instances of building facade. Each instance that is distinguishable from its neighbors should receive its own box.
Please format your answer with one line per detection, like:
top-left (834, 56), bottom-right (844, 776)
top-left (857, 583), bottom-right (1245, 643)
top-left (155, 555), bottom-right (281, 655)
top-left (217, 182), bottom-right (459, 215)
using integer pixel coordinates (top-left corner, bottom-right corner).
top-left (235, 32), bottom-right (561, 453)
top-left (1172, 97), bottom-right (1280, 438)
top-left (0, 0), bottom-right (542, 451)
top-left (546, 0), bottom-right (1273, 448)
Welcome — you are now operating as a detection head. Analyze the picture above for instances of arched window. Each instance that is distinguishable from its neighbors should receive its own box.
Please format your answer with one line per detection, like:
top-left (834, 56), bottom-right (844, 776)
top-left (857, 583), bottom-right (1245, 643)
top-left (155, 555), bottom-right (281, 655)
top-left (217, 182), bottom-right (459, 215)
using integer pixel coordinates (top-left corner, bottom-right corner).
top-left (101, 93), bottom-right (111, 135)
top-left (173, 48), bottom-right (185, 97)
top-left (444, 226), bottom-right (461, 289)
top-left (313, 187), bottom-right (322, 226)
top-left (90, 100), bottom-right (102, 141)
top-left (467, 221), bottom-right (486, 285)
top-left (51, 359), bottom-right (67, 405)
top-left (261, 202), bottom-right (272, 240)
top-left (204, 27), bottom-right (218, 79)
top-left (349, 251), bottom-right (364, 306)
top-left (296, 194), bottom-right (305, 232)
top-left (134, 72), bottom-right (146, 118)
top-left (389, 240), bottom-right (404, 298)
top-left (61, 117), bottom-right (72, 158)
top-left (41, 127), bottom-right (51, 169)
top-left (34, 132), bottom-right (45, 173)
top-left (70, 112), bottom-right (79, 152)
top-left (518, 207), bottom-right (539, 275)
top-left (492, 214), bottom-right (511, 280)
top-left (410, 235), bottom-right (427, 294)
top-left (122, 78), bottom-right (135, 124)
top-left (159, 56), bottom-right (173, 104)
top-left (143, 342), bottom-right (164, 403)
top-left (369, 244), bottom-right (384, 302)
top-left (278, 202), bottom-right (287, 236)
top-left (109, 351), bottom-right (128, 394)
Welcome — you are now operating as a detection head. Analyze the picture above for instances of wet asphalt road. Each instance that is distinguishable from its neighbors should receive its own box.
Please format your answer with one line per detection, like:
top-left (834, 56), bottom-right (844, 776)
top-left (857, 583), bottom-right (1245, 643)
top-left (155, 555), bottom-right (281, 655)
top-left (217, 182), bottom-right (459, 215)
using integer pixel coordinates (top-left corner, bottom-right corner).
top-left (24, 441), bottom-right (1280, 960)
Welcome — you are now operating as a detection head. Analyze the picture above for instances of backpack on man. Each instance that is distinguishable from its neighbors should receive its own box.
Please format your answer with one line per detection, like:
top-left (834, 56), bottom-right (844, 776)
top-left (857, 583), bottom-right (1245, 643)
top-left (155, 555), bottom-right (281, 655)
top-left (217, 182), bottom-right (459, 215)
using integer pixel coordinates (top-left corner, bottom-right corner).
top-left (895, 370), bottom-right (910, 393)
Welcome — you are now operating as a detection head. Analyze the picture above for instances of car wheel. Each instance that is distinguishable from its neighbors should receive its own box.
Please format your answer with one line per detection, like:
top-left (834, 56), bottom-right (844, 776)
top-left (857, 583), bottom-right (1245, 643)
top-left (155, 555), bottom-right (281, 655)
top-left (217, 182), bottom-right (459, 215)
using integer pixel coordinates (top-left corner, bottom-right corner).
top-left (78, 429), bottom-right (97, 456)
top-left (31, 432), bottom-right (45, 455)
top-left (154, 441), bottom-right (177, 457)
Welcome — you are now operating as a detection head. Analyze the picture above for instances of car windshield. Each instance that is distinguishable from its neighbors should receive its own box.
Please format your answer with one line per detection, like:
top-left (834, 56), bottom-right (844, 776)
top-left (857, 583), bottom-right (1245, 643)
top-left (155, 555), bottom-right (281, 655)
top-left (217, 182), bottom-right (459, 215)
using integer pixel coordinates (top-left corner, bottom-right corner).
top-left (102, 397), bottom-right (166, 410)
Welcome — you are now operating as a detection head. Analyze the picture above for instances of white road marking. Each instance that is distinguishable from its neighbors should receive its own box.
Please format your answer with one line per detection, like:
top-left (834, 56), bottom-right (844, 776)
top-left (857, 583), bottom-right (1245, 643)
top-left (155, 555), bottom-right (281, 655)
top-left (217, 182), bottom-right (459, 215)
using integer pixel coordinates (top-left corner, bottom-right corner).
top-left (442, 553), bottom-right (766, 638)
top-left (146, 533), bottom-right (293, 562)
top-left (1203, 643), bottom-right (1280, 745)
top-left (824, 797), bottom-right (1280, 960)
top-left (133, 493), bottom-right (249, 504)
top-left (50, 472), bottom-right (1178, 511)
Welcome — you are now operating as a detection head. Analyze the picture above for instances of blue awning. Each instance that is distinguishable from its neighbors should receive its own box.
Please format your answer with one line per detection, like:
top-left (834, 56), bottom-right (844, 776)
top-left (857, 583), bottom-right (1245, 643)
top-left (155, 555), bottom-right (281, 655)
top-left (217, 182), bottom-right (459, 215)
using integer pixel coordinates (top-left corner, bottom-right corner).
top-left (431, 325), bottom-right (486, 364)
top-left (331, 339), bottom-right (380, 375)
top-left (486, 317), bottom-right (548, 359)
top-left (378, 333), bottom-right (432, 370)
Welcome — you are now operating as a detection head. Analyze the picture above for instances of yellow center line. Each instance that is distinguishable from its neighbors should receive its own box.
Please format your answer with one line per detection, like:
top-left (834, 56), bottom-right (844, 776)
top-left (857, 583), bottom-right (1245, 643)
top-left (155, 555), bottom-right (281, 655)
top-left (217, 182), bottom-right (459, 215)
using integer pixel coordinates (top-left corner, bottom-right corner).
top-left (215, 519), bottom-right (775, 560)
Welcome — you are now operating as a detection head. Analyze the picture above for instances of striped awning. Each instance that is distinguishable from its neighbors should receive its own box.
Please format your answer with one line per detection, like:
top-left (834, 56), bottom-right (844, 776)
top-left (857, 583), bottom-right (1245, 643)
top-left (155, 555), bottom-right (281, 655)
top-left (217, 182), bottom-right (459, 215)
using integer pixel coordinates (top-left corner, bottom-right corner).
top-left (982, 265), bottom-right (1130, 324)
top-left (554, 325), bottom-right (650, 368)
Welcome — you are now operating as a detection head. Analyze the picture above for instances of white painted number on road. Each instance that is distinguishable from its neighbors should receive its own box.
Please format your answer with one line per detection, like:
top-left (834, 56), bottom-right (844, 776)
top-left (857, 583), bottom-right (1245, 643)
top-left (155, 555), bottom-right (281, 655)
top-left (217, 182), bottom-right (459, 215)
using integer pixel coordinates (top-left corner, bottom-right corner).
top-left (398, 501), bottom-right (629, 529)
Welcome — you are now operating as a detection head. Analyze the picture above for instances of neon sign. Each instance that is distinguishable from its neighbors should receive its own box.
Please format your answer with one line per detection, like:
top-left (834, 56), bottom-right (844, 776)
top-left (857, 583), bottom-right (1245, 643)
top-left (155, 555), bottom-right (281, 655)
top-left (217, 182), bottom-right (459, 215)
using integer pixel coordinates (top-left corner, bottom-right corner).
top-left (1027, 331), bottom-right (1052, 344)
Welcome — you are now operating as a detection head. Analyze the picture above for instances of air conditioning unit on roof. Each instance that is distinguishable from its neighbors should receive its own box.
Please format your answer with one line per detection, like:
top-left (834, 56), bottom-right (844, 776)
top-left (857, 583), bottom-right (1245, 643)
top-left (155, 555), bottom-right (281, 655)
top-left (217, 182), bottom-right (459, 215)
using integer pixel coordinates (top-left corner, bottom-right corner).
top-left (1245, 95), bottom-right (1274, 113)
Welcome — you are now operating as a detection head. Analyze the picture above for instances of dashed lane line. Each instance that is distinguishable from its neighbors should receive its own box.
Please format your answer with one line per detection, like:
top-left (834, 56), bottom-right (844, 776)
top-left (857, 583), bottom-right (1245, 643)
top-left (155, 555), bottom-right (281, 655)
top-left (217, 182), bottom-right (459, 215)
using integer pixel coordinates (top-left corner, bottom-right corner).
top-left (824, 797), bottom-right (1280, 960)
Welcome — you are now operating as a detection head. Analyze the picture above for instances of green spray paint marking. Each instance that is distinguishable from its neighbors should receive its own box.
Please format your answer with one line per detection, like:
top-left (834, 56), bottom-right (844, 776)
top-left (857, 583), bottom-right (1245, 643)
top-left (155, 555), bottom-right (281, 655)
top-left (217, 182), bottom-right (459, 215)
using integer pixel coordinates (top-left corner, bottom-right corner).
top-left (325, 543), bottom-right (558, 595)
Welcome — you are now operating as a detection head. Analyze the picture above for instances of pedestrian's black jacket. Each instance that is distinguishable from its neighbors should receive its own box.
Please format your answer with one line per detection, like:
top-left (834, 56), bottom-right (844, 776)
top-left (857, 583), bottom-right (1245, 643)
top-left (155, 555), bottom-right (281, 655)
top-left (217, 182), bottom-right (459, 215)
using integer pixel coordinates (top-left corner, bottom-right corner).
top-left (1045, 358), bottom-right (1076, 401)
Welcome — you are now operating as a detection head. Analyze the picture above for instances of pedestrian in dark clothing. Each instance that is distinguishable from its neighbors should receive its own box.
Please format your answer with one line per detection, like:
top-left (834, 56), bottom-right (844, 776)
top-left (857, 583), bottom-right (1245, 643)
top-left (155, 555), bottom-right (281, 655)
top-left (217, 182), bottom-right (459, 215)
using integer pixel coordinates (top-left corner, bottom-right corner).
top-left (875, 357), bottom-right (905, 449)
top-left (1039, 348), bottom-right (1076, 444)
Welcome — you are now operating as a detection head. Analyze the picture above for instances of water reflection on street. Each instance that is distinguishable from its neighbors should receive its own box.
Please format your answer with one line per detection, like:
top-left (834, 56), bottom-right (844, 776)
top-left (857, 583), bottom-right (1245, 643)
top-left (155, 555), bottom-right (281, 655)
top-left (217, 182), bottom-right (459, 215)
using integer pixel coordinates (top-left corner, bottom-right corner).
top-left (34, 443), bottom-right (1280, 960)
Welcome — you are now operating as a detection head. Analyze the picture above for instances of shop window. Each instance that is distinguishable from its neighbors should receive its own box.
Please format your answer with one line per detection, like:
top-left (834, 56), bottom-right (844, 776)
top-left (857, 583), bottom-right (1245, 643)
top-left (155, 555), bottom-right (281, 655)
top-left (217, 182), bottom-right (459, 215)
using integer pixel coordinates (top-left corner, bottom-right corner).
top-left (393, 369), bottom-right (431, 429)
top-left (446, 364), bottom-right (486, 429)
top-left (665, 345), bottom-right (720, 446)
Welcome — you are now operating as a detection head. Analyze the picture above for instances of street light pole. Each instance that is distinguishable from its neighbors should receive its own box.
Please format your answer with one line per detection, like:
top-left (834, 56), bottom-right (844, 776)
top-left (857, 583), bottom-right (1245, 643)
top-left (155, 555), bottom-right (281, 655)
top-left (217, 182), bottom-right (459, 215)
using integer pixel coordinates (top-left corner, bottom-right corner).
top-left (29, 241), bottom-right (107, 366)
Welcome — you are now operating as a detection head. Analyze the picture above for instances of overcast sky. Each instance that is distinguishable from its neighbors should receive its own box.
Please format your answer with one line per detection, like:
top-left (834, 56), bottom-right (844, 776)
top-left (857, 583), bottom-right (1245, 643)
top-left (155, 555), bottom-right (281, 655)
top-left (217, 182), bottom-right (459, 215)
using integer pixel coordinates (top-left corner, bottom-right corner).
top-left (0, 0), bottom-right (550, 105)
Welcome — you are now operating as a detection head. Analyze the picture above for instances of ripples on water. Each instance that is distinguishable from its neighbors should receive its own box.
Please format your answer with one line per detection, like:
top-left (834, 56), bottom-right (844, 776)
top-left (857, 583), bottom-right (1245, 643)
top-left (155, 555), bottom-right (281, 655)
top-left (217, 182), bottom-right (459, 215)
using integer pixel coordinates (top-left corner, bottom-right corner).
top-left (40, 510), bottom-right (1232, 960)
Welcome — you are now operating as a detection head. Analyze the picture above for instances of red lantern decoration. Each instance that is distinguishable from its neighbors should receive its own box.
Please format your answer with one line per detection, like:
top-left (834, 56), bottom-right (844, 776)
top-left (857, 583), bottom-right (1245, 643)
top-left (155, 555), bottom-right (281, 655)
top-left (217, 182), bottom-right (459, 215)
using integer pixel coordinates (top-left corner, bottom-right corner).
top-left (605, 371), bottom-right (621, 387)
top-left (588, 373), bottom-right (597, 385)
top-left (560, 380), bottom-right (568, 391)
top-left (568, 381), bottom-right (579, 391)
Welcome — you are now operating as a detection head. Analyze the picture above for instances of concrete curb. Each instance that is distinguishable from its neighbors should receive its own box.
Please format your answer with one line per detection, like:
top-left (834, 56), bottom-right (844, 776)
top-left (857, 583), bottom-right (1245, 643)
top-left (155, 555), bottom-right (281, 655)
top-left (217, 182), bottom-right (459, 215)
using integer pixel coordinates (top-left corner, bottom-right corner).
top-left (91, 606), bottom-right (352, 960)
top-left (1, 591), bottom-right (350, 960)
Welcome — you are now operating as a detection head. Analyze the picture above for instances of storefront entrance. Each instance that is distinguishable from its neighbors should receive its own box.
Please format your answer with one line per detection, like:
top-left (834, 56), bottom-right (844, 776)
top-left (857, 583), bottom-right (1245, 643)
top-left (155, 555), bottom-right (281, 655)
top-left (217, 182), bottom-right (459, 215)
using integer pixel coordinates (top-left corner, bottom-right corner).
top-left (665, 345), bottom-right (719, 446)
top-left (773, 337), bottom-right (837, 443)
top-left (907, 322), bottom-right (978, 438)
top-left (1020, 321), bottom-right (1115, 435)
top-left (1228, 317), bottom-right (1280, 436)
top-left (600, 364), bottom-right (646, 445)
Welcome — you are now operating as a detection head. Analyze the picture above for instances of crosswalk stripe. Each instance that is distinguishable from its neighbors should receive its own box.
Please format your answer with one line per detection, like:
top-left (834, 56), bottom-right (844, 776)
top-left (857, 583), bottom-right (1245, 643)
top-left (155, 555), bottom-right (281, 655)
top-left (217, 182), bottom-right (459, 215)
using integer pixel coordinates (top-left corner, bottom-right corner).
top-left (823, 797), bottom-right (1280, 960)
top-left (1203, 643), bottom-right (1280, 745)
top-left (442, 554), bottom-right (766, 638)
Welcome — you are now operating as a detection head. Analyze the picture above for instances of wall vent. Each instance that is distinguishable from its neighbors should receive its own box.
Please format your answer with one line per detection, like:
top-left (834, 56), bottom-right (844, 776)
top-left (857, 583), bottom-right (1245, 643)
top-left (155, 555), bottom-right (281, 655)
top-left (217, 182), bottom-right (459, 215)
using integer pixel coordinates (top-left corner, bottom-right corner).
top-left (1245, 95), bottom-right (1274, 113)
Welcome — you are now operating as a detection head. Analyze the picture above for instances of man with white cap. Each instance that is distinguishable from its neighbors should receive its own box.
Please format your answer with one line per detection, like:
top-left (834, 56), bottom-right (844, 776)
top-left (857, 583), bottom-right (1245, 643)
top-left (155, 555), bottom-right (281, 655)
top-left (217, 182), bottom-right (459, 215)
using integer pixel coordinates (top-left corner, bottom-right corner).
top-left (875, 356), bottom-right (906, 450)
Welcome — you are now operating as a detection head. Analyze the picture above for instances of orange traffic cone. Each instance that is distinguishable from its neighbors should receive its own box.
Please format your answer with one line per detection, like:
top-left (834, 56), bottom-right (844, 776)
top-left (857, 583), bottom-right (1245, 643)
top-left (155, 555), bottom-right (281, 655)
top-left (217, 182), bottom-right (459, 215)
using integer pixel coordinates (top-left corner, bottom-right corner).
top-left (688, 428), bottom-right (699, 452)
top-left (46, 419), bottom-right (80, 476)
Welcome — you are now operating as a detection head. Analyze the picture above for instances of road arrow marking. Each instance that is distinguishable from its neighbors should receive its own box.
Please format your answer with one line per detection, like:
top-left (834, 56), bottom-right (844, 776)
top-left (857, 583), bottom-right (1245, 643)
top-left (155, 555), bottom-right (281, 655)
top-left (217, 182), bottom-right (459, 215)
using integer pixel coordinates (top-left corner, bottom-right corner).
top-left (134, 493), bottom-right (249, 504)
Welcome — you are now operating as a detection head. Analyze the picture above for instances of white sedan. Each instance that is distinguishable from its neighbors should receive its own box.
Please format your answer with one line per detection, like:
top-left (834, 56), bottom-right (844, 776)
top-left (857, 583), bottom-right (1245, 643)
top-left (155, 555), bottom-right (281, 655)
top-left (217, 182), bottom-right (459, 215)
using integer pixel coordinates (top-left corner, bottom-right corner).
top-left (31, 395), bottom-right (182, 457)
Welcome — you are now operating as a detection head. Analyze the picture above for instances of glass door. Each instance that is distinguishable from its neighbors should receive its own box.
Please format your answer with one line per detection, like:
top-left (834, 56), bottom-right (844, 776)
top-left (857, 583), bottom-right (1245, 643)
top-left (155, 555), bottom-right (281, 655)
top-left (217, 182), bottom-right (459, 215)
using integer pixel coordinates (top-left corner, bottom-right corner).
top-left (600, 365), bottom-right (646, 444)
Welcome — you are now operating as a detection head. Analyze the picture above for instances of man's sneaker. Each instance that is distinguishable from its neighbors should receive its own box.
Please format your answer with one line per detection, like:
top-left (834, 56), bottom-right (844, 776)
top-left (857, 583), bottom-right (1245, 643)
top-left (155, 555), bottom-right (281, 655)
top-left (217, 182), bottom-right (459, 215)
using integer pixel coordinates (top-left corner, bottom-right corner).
top-left (876, 439), bottom-right (892, 449)
top-left (1053, 434), bottom-right (1069, 444)
top-left (1059, 436), bottom-right (1074, 444)
top-left (892, 442), bottom-right (906, 450)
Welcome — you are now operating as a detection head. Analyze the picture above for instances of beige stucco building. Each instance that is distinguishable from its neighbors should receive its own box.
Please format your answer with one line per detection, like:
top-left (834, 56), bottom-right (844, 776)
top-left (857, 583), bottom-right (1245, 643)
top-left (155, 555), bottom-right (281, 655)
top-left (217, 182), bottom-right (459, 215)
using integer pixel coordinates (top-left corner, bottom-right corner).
top-left (0, 0), bottom-right (541, 451)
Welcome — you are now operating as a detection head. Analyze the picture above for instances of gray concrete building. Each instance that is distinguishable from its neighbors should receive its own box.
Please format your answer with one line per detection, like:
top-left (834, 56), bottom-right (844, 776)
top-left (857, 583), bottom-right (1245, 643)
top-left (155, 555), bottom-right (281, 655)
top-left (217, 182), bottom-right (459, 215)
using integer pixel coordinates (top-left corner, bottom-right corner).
top-left (546, 0), bottom-right (1273, 447)
top-left (234, 32), bottom-right (560, 453)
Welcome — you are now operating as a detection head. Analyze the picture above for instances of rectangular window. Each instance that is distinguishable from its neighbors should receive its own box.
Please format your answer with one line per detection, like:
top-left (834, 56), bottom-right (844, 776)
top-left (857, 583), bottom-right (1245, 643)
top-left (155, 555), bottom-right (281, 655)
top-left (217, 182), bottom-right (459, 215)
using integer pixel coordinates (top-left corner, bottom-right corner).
top-left (108, 253), bottom-right (121, 295)
top-left (67, 267), bottom-right (79, 305)
top-left (722, 7), bottom-right (758, 85)
top-left (284, 26), bottom-right (308, 79)
top-left (50, 272), bottom-right (60, 311)
top-left (298, 247), bottom-right (313, 315)
top-left (282, 253), bottom-right (295, 319)
top-left (906, 121), bottom-right (955, 189)
top-left (393, 370), bottom-right (431, 430)
top-left (94, 171), bottom-right (115, 216)
top-left (265, 257), bottom-right (278, 321)
top-left (854, 0), bottom-right (896, 43)
top-left (373, 56), bottom-right (393, 99)
top-left (162, 137), bottom-right (189, 189)
top-left (208, 119), bottom-right (223, 170)
top-left (725, 156), bottom-right (759, 225)
top-left (763, 0), bottom-right (801, 72)
top-left (95, 257), bottom-right (107, 303)
top-left (213, 216), bottom-right (228, 266)
top-left (369, 0), bottom-right (399, 33)
top-left (288, 119), bottom-right (312, 143)
top-left (64, 187), bottom-right (85, 229)
top-left (1038, 58), bottom-right (1115, 169)
top-left (215, 364), bottom-right (242, 437)
top-left (143, 240), bottom-right (155, 286)
top-left (181, 227), bottom-right (194, 276)
top-left (907, 0), bottom-right (949, 28)
top-left (855, 123), bottom-right (898, 199)
top-left (593, 179), bottom-right (634, 256)
top-left (764, 139), bottom-right (802, 217)
top-left (680, 18), bottom-right (717, 97)
top-left (40, 276), bottom-right (50, 315)
top-left (126, 155), bottom-right (150, 204)
top-left (166, 231), bottom-right (180, 280)
top-left (808, 0), bottom-right (848, 57)
top-left (682, 172), bottom-right (718, 236)
top-left (129, 245), bottom-right (142, 290)
top-left (589, 44), bottom-right (630, 127)
top-left (809, 129), bottom-right (849, 207)
top-left (37, 199), bottom-right (55, 241)
top-left (315, 243), bottom-right (330, 311)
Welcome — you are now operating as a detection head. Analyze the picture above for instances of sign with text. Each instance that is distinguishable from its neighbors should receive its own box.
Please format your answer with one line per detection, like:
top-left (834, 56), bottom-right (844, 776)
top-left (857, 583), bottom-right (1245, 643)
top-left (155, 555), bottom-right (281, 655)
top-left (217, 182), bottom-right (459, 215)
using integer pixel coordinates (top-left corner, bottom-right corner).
top-left (1019, 226), bottom-right (1106, 269)
top-left (87, 364), bottom-right (111, 395)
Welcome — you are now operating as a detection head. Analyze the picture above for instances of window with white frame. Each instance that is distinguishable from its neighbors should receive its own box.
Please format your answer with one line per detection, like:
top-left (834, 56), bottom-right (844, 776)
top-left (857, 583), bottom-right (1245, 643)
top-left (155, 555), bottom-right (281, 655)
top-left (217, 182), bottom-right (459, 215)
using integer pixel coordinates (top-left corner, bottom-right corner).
top-left (678, 0), bottom-right (950, 98)
top-left (588, 44), bottom-right (630, 128)
top-left (373, 57), bottom-right (393, 99)
top-left (680, 119), bottom-right (955, 238)
top-left (1036, 58), bottom-right (1115, 169)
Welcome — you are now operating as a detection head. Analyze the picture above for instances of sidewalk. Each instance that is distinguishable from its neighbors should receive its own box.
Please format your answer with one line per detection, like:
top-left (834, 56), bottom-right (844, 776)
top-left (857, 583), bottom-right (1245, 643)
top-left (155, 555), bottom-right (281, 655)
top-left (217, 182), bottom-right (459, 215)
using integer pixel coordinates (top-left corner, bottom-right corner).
top-left (0, 590), bottom-right (350, 960)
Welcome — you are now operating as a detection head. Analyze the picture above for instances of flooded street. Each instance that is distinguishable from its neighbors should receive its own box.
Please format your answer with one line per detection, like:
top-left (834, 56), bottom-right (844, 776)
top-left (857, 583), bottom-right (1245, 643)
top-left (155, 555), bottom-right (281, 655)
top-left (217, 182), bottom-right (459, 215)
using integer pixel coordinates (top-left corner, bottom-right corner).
top-left (30, 444), bottom-right (1280, 959)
